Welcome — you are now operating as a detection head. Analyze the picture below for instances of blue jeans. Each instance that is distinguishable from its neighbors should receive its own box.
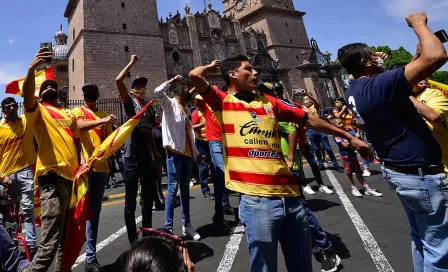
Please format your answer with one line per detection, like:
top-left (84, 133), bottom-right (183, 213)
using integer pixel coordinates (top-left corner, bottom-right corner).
top-left (8, 166), bottom-right (36, 250)
top-left (209, 141), bottom-right (230, 214)
top-left (0, 215), bottom-right (30, 272)
top-left (292, 171), bottom-right (331, 251)
top-left (85, 172), bottom-right (108, 263)
top-left (196, 139), bottom-right (213, 193)
top-left (307, 129), bottom-right (338, 166)
top-left (383, 167), bottom-right (448, 272)
top-left (300, 145), bottom-right (324, 186)
top-left (240, 195), bottom-right (312, 272)
top-left (123, 157), bottom-right (155, 244)
top-left (165, 150), bottom-right (193, 230)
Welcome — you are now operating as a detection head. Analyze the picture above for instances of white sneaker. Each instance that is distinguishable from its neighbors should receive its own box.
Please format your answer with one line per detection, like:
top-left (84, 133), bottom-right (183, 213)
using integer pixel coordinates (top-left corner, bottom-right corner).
top-left (362, 169), bottom-right (372, 177)
top-left (319, 185), bottom-right (334, 194)
top-left (365, 189), bottom-right (383, 197)
top-left (183, 224), bottom-right (201, 241)
top-left (352, 188), bottom-right (362, 197)
top-left (190, 180), bottom-right (194, 187)
top-left (323, 162), bottom-right (329, 168)
top-left (303, 185), bottom-right (315, 195)
top-left (176, 188), bottom-right (180, 196)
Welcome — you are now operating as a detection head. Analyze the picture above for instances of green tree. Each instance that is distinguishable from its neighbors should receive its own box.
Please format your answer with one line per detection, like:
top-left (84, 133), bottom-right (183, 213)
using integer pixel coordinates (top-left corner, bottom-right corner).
top-left (369, 46), bottom-right (413, 69)
top-left (429, 71), bottom-right (448, 84)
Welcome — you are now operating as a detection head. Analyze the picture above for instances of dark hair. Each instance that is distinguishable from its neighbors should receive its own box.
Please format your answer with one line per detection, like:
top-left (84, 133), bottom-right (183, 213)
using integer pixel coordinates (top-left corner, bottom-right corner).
top-left (1, 97), bottom-right (17, 110)
top-left (220, 55), bottom-right (250, 84)
top-left (337, 43), bottom-right (371, 75)
top-left (335, 97), bottom-right (347, 106)
top-left (124, 236), bottom-right (184, 272)
top-left (329, 117), bottom-right (342, 125)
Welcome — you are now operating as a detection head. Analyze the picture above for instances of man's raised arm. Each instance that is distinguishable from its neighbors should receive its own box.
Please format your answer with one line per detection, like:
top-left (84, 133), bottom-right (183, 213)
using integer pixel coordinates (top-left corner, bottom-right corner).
top-left (23, 48), bottom-right (52, 110)
top-left (404, 13), bottom-right (448, 86)
top-left (189, 60), bottom-right (221, 93)
top-left (116, 55), bottom-right (138, 100)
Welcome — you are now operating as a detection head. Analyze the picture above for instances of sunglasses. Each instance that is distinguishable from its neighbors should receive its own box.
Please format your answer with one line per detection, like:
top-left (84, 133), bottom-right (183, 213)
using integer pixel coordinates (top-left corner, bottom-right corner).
top-left (138, 228), bottom-right (184, 247)
top-left (3, 103), bottom-right (18, 111)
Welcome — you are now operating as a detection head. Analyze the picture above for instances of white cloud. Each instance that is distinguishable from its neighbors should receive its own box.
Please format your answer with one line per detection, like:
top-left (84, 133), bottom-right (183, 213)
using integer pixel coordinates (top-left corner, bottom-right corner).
top-left (0, 62), bottom-right (27, 85)
top-left (381, 0), bottom-right (448, 22)
top-left (8, 39), bottom-right (16, 45)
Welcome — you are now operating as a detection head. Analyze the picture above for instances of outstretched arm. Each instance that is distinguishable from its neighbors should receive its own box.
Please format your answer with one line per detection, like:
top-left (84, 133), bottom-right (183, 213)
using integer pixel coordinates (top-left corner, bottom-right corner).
top-left (189, 60), bottom-right (221, 93)
top-left (116, 55), bottom-right (138, 100)
top-left (23, 48), bottom-right (53, 110)
top-left (410, 96), bottom-right (441, 123)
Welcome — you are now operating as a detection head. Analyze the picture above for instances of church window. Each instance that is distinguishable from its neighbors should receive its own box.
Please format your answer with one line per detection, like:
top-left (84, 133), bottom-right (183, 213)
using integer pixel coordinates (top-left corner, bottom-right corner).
top-left (73, 28), bottom-right (75, 40)
top-left (72, 59), bottom-right (75, 71)
top-left (125, 46), bottom-right (129, 52)
top-left (121, 2), bottom-right (125, 8)
top-left (123, 23), bottom-right (127, 30)
top-left (296, 55), bottom-right (299, 60)
top-left (127, 72), bottom-right (131, 78)
top-left (290, 39), bottom-right (293, 44)
top-left (172, 51), bottom-right (181, 62)
top-left (285, 22), bottom-right (288, 27)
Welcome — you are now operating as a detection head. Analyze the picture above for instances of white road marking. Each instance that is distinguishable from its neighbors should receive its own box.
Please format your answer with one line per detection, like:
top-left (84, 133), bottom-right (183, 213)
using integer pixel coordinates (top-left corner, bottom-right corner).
top-left (217, 224), bottom-right (245, 272)
top-left (325, 170), bottom-right (395, 272)
top-left (72, 215), bottom-right (142, 268)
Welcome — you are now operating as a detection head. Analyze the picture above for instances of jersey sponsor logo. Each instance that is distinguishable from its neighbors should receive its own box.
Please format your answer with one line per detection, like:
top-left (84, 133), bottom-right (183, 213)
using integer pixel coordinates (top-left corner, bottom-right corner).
top-left (264, 106), bottom-right (275, 119)
top-left (240, 121), bottom-right (278, 138)
top-left (248, 149), bottom-right (281, 159)
top-left (279, 99), bottom-right (297, 109)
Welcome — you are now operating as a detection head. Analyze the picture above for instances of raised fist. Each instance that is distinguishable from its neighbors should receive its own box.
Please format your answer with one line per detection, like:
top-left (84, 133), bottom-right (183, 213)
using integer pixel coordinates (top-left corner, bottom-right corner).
top-left (405, 12), bottom-right (428, 28)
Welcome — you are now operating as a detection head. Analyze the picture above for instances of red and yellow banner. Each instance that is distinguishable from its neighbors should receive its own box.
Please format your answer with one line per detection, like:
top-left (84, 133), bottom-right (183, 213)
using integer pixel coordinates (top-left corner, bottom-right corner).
top-left (5, 67), bottom-right (55, 97)
top-left (60, 100), bottom-right (154, 271)
top-left (428, 79), bottom-right (448, 99)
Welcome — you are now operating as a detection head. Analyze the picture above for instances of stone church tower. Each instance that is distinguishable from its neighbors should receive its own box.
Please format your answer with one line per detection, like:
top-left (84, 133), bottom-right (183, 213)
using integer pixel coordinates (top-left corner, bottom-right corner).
top-left (64, 0), bottom-right (167, 99)
top-left (223, 0), bottom-right (310, 90)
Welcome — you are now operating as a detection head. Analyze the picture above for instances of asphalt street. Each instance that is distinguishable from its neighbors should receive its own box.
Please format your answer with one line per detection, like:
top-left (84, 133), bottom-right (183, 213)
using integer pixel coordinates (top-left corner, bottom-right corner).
top-left (35, 149), bottom-right (413, 272)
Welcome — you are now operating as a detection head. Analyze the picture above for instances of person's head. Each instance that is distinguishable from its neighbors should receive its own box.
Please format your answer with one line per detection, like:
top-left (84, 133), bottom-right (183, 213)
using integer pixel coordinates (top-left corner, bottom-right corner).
top-left (329, 117), bottom-right (343, 129)
top-left (82, 84), bottom-right (100, 107)
top-left (39, 80), bottom-right (59, 105)
top-left (131, 77), bottom-right (148, 98)
top-left (302, 94), bottom-right (314, 107)
top-left (124, 236), bottom-right (184, 272)
top-left (1, 97), bottom-right (19, 121)
top-left (337, 43), bottom-right (386, 78)
top-left (413, 79), bottom-right (430, 95)
top-left (221, 55), bottom-right (258, 93)
top-left (173, 84), bottom-right (192, 104)
top-left (155, 114), bottom-right (161, 127)
top-left (258, 82), bottom-right (284, 99)
top-left (334, 97), bottom-right (347, 110)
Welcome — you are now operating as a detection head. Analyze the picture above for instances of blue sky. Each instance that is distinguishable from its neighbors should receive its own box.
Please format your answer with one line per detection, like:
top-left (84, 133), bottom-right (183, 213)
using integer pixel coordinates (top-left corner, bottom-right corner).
top-left (1, 0), bottom-right (447, 101)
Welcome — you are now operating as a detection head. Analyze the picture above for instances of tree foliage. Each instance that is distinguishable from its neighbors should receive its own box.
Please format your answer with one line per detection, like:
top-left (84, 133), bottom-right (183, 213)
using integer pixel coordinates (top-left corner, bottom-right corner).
top-left (369, 46), bottom-right (413, 69)
top-left (429, 71), bottom-right (448, 84)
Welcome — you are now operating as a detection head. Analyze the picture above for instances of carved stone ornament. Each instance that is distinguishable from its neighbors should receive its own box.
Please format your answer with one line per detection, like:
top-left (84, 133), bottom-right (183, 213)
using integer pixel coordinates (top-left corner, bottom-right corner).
top-left (173, 63), bottom-right (183, 75)
top-left (213, 44), bottom-right (224, 61)
top-left (250, 33), bottom-right (257, 50)
top-left (169, 30), bottom-right (179, 44)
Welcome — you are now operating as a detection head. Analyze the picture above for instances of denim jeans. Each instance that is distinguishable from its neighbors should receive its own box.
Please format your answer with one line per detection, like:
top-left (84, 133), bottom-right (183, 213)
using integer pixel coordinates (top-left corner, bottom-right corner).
top-left (300, 145), bottom-right (324, 186)
top-left (383, 167), bottom-right (448, 272)
top-left (209, 140), bottom-right (230, 214)
top-left (0, 215), bottom-right (30, 272)
top-left (8, 166), bottom-right (36, 250)
top-left (307, 129), bottom-right (338, 166)
top-left (292, 171), bottom-right (331, 251)
top-left (239, 195), bottom-right (312, 272)
top-left (165, 150), bottom-right (193, 230)
top-left (123, 157), bottom-right (155, 244)
top-left (85, 172), bottom-right (108, 263)
top-left (196, 139), bottom-right (213, 193)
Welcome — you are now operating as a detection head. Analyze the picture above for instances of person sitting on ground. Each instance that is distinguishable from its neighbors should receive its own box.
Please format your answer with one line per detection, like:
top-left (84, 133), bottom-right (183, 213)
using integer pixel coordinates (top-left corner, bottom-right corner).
top-left (123, 235), bottom-right (194, 272)
top-left (329, 117), bottom-right (382, 197)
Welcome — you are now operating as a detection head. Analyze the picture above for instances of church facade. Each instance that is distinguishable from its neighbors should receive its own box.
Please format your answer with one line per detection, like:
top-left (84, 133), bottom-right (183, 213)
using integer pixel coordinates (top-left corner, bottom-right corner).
top-left (61, 0), bottom-right (345, 106)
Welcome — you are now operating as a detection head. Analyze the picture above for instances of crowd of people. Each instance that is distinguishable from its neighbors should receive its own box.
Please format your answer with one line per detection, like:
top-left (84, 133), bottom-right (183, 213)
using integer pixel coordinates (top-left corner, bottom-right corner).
top-left (0, 11), bottom-right (447, 272)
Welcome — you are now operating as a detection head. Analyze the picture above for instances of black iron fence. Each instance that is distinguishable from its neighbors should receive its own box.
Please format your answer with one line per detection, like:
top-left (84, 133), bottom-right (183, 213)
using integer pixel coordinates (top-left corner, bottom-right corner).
top-left (1, 98), bottom-right (163, 125)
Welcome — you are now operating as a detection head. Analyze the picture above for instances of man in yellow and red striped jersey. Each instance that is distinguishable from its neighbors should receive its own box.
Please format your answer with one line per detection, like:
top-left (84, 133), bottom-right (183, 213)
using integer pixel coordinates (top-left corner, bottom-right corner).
top-left (189, 55), bottom-right (370, 272)
top-left (71, 84), bottom-right (115, 271)
top-left (22, 48), bottom-right (86, 272)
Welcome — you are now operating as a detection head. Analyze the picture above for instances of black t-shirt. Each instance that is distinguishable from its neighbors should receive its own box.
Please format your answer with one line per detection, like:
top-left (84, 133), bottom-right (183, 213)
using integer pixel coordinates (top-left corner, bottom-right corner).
top-left (346, 66), bottom-right (441, 168)
top-left (122, 96), bottom-right (156, 160)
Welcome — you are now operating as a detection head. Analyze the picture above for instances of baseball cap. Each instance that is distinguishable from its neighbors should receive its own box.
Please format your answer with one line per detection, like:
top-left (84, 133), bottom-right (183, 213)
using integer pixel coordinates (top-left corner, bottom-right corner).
top-left (82, 84), bottom-right (99, 93)
top-left (131, 77), bottom-right (148, 88)
top-left (39, 80), bottom-right (58, 96)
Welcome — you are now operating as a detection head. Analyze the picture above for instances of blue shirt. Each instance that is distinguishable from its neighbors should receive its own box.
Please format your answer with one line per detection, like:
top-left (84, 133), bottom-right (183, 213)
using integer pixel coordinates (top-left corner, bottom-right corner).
top-left (333, 136), bottom-right (357, 157)
top-left (346, 66), bottom-right (441, 168)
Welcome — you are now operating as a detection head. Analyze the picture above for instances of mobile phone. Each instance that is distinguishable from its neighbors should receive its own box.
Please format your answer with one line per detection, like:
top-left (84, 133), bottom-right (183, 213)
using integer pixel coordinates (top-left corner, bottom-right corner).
top-left (434, 30), bottom-right (448, 43)
top-left (40, 42), bottom-right (53, 63)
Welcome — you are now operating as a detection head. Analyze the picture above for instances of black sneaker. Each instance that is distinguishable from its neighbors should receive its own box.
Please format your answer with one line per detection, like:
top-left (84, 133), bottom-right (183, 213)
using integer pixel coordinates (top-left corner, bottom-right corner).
top-left (203, 191), bottom-right (215, 200)
top-left (319, 163), bottom-right (326, 171)
top-left (321, 250), bottom-right (341, 272)
top-left (223, 207), bottom-right (235, 216)
top-left (212, 214), bottom-right (233, 233)
top-left (85, 260), bottom-right (101, 272)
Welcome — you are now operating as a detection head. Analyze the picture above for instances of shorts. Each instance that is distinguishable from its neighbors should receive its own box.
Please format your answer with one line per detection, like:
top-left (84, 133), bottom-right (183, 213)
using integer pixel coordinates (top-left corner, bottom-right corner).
top-left (341, 154), bottom-right (362, 175)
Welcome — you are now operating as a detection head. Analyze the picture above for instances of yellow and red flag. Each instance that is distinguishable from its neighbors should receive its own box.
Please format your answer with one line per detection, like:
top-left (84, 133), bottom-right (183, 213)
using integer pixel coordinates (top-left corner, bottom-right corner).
top-left (60, 100), bottom-right (154, 271)
top-left (428, 79), bottom-right (448, 99)
top-left (5, 67), bottom-right (55, 97)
